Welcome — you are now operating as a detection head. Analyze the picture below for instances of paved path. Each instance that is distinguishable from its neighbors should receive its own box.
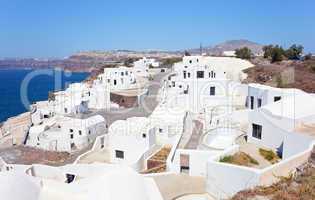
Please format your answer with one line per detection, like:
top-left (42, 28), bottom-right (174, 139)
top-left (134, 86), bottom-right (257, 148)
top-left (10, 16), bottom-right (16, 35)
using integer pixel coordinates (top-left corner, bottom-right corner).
top-left (151, 173), bottom-right (206, 200)
top-left (185, 120), bottom-right (204, 150)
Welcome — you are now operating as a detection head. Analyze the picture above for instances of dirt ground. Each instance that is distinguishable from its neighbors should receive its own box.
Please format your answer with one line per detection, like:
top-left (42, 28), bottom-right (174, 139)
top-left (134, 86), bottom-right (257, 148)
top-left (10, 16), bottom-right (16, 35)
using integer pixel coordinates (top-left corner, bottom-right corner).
top-left (0, 145), bottom-right (89, 166)
top-left (243, 58), bottom-right (315, 93)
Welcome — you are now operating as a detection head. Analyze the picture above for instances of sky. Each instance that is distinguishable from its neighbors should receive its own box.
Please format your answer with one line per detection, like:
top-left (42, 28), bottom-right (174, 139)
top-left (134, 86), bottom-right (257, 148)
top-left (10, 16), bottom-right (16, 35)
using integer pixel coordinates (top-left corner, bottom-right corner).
top-left (0, 0), bottom-right (314, 58)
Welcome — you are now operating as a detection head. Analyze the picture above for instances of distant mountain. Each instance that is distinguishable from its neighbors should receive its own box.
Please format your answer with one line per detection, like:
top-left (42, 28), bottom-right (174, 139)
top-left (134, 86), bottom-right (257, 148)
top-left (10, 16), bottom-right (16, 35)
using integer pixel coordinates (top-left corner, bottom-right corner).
top-left (189, 39), bottom-right (264, 55)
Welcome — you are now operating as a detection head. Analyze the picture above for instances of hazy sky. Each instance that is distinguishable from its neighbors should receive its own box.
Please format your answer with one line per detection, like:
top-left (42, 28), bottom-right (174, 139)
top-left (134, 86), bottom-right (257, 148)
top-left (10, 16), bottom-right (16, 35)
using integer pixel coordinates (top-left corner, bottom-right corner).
top-left (0, 0), bottom-right (314, 58)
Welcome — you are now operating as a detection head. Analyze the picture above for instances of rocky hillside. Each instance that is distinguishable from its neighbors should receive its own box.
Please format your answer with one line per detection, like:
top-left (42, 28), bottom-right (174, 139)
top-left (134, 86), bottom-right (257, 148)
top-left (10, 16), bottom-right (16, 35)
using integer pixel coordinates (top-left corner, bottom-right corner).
top-left (243, 57), bottom-right (315, 93)
top-left (189, 39), bottom-right (264, 55)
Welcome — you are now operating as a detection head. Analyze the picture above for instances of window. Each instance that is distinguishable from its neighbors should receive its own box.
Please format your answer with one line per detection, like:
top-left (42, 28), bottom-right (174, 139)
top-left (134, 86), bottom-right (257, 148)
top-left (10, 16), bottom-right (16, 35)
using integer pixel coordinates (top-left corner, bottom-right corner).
top-left (159, 128), bottom-right (163, 133)
top-left (172, 82), bottom-right (175, 87)
top-left (107, 79), bottom-right (110, 83)
top-left (142, 133), bottom-right (146, 138)
top-left (189, 60), bottom-right (192, 64)
top-left (121, 72), bottom-right (124, 76)
top-left (252, 124), bottom-right (262, 139)
top-left (88, 130), bottom-right (91, 135)
top-left (274, 96), bottom-right (281, 102)
top-left (210, 71), bottom-right (214, 78)
top-left (183, 71), bottom-right (187, 79)
top-left (210, 87), bottom-right (216, 96)
top-left (258, 98), bottom-right (262, 108)
top-left (78, 130), bottom-right (82, 136)
top-left (70, 129), bottom-right (74, 133)
top-left (197, 71), bottom-right (204, 78)
top-left (64, 108), bottom-right (68, 113)
top-left (70, 134), bottom-right (74, 139)
top-left (114, 80), bottom-right (117, 85)
top-left (250, 96), bottom-right (254, 109)
top-left (115, 150), bottom-right (124, 159)
top-left (187, 73), bottom-right (191, 78)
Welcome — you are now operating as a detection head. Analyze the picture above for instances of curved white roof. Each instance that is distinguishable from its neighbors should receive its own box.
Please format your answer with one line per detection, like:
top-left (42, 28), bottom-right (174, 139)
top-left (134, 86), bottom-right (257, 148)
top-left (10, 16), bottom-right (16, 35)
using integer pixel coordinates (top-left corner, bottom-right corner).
top-left (109, 117), bottom-right (149, 136)
top-left (262, 92), bottom-right (315, 119)
top-left (0, 171), bottom-right (41, 200)
top-left (86, 168), bottom-right (151, 200)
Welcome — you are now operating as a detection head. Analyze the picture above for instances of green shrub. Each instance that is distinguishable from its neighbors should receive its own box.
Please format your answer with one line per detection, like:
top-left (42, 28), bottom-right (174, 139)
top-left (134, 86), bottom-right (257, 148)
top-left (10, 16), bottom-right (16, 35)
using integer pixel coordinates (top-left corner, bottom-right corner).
top-left (220, 155), bottom-right (233, 163)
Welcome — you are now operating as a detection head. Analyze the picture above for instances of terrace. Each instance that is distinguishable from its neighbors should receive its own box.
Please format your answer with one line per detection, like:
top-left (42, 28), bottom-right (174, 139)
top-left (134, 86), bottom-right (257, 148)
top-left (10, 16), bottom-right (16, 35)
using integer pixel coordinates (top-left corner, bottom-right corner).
top-left (219, 142), bottom-right (281, 169)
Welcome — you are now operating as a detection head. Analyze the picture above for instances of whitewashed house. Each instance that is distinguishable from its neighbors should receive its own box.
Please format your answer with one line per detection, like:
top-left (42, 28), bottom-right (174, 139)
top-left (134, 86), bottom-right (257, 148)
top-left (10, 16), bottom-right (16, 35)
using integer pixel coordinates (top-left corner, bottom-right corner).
top-left (133, 57), bottom-right (160, 77)
top-left (0, 164), bottom-right (163, 200)
top-left (52, 82), bottom-right (90, 115)
top-left (97, 67), bottom-right (137, 91)
top-left (164, 56), bottom-right (249, 113)
top-left (26, 114), bottom-right (107, 152)
top-left (247, 89), bottom-right (315, 157)
top-left (223, 51), bottom-right (236, 57)
top-left (106, 117), bottom-right (157, 171)
top-left (88, 79), bottom-right (111, 110)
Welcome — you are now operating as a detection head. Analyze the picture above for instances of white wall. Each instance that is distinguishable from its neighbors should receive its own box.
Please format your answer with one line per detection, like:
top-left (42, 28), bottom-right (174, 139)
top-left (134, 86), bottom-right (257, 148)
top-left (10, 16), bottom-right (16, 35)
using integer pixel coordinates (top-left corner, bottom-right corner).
top-left (171, 149), bottom-right (221, 176)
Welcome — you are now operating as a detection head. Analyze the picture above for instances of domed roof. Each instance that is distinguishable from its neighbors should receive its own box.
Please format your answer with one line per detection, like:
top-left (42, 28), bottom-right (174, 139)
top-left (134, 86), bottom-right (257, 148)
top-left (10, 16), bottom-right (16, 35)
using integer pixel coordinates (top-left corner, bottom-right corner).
top-left (86, 168), bottom-right (151, 200)
top-left (0, 171), bottom-right (41, 200)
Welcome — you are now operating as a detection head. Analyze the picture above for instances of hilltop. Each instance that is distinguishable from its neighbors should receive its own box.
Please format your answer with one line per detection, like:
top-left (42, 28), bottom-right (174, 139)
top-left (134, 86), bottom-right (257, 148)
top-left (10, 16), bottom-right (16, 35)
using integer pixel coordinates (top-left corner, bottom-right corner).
top-left (189, 39), bottom-right (264, 55)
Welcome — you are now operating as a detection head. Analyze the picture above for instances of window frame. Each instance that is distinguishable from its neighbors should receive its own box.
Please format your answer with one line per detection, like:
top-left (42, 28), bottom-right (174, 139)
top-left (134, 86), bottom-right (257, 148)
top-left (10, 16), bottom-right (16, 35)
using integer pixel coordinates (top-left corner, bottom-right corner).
top-left (252, 124), bottom-right (262, 139)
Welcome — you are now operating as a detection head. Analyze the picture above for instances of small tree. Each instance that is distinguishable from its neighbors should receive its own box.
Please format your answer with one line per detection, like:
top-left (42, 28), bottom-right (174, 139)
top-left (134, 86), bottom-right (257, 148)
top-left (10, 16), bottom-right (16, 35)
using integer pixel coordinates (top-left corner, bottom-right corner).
top-left (263, 45), bottom-right (274, 59)
top-left (285, 44), bottom-right (304, 60)
top-left (271, 45), bottom-right (285, 63)
top-left (235, 47), bottom-right (252, 59)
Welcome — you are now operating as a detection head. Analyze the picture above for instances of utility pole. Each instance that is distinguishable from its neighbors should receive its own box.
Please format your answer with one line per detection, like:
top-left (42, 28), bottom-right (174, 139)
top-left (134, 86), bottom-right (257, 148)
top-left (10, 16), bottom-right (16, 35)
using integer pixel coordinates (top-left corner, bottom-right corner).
top-left (200, 43), bottom-right (203, 55)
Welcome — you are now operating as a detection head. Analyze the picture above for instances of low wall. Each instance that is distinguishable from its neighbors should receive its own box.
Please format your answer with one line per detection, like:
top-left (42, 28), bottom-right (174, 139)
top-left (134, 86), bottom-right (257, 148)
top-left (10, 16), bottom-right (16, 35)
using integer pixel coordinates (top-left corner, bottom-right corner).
top-left (206, 142), bottom-right (315, 199)
top-left (73, 134), bottom-right (108, 164)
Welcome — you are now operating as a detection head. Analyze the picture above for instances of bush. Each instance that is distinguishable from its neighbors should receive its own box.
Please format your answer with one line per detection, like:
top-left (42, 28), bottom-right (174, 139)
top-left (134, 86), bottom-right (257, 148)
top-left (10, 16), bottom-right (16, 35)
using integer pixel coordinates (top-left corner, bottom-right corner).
top-left (271, 45), bottom-right (286, 63)
top-left (220, 155), bottom-right (233, 163)
top-left (235, 47), bottom-right (252, 60)
top-left (285, 44), bottom-right (304, 60)
top-left (219, 152), bottom-right (259, 166)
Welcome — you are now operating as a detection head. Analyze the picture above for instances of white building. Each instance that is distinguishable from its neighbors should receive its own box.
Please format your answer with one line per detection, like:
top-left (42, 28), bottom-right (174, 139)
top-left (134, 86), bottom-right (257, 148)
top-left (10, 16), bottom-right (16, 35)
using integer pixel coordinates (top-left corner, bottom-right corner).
top-left (0, 164), bottom-right (163, 200)
top-left (133, 57), bottom-right (159, 77)
top-left (97, 67), bottom-right (137, 91)
top-left (27, 115), bottom-right (107, 152)
top-left (107, 117), bottom-right (156, 171)
top-left (223, 51), bottom-right (236, 57)
top-left (164, 56), bottom-right (249, 113)
top-left (88, 79), bottom-right (111, 110)
top-left (247, 88), bottom-right (315, 157)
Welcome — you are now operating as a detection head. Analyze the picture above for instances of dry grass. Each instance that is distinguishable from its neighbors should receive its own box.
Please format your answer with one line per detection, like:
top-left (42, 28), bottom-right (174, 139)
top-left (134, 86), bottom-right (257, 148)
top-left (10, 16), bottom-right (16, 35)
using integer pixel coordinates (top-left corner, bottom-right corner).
top-left (232, 166), bottom-right (315, 200)
top-left (220, 152), bottom-right (259, 167)
top-left (259, 148), bottom-right (280, 164)
top-left (150, 146), bottom-right (172, 161)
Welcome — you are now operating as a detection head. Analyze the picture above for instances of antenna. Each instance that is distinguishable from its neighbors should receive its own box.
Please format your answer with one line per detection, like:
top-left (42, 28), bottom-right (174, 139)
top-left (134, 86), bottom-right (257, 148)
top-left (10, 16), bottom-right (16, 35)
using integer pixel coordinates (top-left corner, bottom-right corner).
top-left (200, 43), bottom-right (203, 55)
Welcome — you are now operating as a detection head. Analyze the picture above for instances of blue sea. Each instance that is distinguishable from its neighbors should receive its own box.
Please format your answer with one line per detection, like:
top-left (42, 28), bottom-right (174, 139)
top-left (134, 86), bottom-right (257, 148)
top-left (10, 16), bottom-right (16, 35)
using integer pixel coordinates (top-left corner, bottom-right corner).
top-left (0, 69), bottom-right (89, 122)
